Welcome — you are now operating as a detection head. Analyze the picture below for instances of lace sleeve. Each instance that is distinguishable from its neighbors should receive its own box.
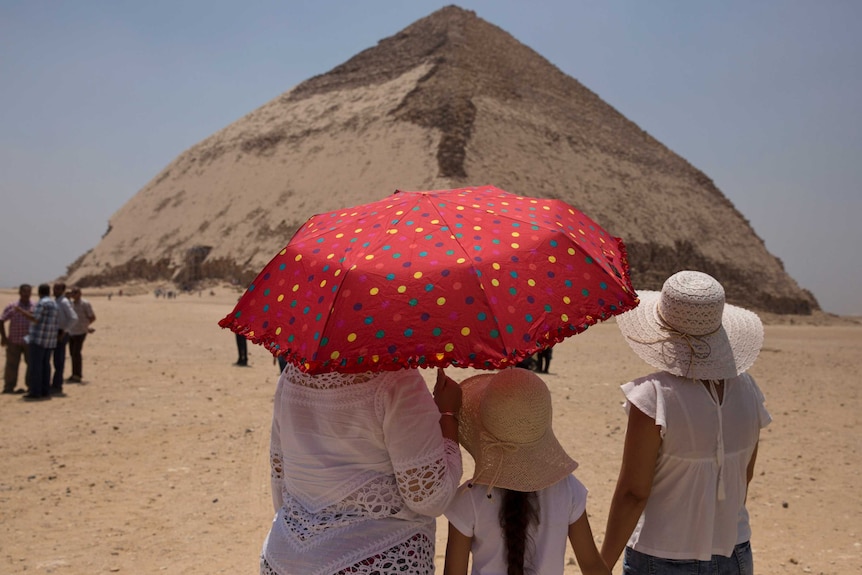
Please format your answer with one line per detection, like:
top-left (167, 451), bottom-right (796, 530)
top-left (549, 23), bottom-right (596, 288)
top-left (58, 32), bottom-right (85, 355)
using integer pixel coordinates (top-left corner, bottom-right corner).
top-left (380, 371), bottom-right (463, 516)
top-left (393, 437), bottom-right (462, 517)
top-left (270, 376), bottom-right (286, 512)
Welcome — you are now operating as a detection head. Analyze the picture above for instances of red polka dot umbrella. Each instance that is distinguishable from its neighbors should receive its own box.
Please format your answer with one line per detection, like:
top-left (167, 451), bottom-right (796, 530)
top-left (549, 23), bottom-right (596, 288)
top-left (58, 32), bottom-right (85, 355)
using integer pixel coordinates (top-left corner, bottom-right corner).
top-left (219, 185), bottom-right (638, 374)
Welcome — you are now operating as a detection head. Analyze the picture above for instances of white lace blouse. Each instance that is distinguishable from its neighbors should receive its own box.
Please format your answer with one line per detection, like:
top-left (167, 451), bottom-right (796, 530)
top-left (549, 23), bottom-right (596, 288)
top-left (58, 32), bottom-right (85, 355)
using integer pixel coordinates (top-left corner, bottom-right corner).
top-left (622, 371), bottom-right (771, 561)
top-left (262, 364), bottom-right (463, 575)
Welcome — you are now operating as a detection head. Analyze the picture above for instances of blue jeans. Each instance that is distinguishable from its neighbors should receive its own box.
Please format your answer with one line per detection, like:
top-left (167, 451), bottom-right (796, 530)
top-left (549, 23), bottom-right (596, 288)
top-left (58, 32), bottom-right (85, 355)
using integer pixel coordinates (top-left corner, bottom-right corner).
top-left (623, 541), bottom-right (753, 575)
top-left (27, 343), bottom-right (53, 397)
top-left (52, 332), bottom-right (69, 390)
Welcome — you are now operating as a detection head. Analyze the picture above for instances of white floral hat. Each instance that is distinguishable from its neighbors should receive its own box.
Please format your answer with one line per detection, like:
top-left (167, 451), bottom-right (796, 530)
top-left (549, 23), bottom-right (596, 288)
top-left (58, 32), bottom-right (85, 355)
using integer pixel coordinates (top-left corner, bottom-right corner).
top-left (616, 270), bottom-right (763, 380)
top-left (458, 367), bottom-right (577, 493)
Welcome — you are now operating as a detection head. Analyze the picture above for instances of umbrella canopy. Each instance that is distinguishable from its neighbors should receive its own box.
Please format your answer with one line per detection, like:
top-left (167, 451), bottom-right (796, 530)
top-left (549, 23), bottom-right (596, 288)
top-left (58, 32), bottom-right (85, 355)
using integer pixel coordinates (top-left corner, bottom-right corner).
top-left (219, 185), bottom-right (638, 374)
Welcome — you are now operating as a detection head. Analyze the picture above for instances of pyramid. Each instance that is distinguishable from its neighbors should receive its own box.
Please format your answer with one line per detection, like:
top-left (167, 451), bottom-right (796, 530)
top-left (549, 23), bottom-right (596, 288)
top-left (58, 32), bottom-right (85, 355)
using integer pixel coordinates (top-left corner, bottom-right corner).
top-left (65, 5), bottom-right (817, 314)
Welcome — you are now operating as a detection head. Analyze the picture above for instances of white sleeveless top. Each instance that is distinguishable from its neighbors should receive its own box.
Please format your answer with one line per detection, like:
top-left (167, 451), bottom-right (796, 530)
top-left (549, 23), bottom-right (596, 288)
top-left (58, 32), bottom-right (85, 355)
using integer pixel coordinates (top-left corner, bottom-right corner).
top-left (622, 371), bottom-right (771, 560)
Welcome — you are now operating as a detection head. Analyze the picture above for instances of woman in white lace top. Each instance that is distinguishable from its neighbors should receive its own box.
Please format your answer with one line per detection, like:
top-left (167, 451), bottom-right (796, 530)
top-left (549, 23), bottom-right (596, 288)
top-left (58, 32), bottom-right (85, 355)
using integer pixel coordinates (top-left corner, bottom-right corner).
top-left (260, 365), bottom-right (463, 575)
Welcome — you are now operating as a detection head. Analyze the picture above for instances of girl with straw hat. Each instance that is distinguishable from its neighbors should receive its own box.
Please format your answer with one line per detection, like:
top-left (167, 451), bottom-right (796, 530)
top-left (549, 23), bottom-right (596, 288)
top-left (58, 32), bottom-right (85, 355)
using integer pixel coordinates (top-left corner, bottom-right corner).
top-left (443, 367), bottom-right (609, 575)
top-left (601, 271), bottom-right (771, 574)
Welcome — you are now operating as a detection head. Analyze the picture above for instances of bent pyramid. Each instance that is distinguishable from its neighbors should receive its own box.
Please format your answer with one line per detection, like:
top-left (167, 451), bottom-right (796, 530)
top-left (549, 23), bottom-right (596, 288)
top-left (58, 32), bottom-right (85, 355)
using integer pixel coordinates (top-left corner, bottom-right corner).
top-left (65, 5), bottom-right (817, 314)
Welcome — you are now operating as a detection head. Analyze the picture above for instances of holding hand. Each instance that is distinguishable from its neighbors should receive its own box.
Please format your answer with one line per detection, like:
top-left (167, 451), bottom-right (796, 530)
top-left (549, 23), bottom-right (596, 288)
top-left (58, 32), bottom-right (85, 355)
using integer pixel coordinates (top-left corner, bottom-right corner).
top-left (433, 368), bottom-right (462, 414)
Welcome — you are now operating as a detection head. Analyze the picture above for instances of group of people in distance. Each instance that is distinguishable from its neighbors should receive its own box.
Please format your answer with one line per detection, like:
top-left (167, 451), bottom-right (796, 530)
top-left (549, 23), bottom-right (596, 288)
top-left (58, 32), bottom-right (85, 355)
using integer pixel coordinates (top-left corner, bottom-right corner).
top-left (256, 270), bottom-right (770, 575)
top-left (1, 282), bottom-right (96, 399)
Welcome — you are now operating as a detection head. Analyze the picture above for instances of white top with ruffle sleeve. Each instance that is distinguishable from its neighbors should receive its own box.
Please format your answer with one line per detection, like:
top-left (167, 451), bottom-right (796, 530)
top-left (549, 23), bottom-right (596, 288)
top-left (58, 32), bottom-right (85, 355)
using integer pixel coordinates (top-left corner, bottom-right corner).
top-left (622, 371), bottom-right (771, 560)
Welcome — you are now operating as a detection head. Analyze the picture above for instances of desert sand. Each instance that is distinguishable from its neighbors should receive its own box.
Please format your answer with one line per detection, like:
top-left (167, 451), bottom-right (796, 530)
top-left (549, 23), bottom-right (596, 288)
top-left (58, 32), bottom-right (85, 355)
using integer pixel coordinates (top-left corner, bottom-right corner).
top-left (1, 285), bottom-right (859, 574)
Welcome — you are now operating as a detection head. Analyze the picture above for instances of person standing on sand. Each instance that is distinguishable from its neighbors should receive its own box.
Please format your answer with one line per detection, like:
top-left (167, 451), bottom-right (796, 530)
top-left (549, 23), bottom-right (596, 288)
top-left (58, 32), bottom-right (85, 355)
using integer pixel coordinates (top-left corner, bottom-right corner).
top-left (51, 282), bottom-right (77, 395)
top-left (443, 368), bottom-right (609, 575)
top-left (260, 366), bottom-right (462, 575)
top-left (17, 284), bottom-right (59, 400)
top-left (601, 271), bottom-right (770, 574)
top-left (66, 286), bottom-right (96, 383)
top-left (1, 284), bottom-right (33, 394)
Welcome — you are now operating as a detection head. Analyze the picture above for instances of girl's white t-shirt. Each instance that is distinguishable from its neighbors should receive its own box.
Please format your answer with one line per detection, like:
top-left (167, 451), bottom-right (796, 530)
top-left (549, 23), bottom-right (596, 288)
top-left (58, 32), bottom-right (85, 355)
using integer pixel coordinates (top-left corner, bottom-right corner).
top-left (445, 474), bottom-right (587, 575)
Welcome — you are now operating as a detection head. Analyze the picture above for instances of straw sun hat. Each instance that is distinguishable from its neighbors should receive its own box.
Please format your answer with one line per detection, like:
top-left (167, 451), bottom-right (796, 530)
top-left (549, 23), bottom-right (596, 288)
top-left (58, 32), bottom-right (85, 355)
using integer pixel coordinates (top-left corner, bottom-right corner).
top-left (616, 270), bottom-right (764, 380)
top-left (458, 367), bottom-right (577, 494)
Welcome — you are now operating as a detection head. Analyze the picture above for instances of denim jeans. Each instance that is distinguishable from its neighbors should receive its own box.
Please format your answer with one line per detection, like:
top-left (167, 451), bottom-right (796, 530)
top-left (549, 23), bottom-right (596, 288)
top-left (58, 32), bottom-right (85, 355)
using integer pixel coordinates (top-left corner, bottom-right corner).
top-left (52, 332), bottom-right (69, 390)
top-left (623, 541), bottom-right (753, 575)
top-left (27, 343), bottom-right (53, 397)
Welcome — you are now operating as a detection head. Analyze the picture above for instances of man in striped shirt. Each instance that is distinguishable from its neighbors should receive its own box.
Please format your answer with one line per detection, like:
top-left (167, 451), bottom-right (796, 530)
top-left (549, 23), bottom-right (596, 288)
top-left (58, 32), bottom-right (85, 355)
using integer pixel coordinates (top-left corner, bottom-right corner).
top-left (1, 284), bottom-right (33, 394)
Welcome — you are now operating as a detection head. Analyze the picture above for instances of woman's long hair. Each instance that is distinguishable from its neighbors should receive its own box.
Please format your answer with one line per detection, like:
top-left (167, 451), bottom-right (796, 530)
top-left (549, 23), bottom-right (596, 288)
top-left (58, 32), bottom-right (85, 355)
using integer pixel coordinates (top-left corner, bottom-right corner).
top-left (499, 488), bottom-right (539, 575)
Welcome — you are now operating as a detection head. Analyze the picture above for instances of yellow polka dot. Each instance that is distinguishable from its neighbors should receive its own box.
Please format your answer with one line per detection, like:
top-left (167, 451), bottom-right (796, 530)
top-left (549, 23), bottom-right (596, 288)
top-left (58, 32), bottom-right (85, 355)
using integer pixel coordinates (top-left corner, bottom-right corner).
top-left (563, 296), bottom-right (571, 304)
top-left (330, 351), bottom-right (340, 360)
top-left (372, 355), bottom-right (380, 363)
top-left (437, 297), bottom-right (446, 305)
top-left (292, 284), bottom-right (299, 292)
top-left (326, 253), bottom-right (335, 260)
top-left (397, 286), bottom-right (407, 294)
top-left (275, 327), bottom-right (282, 335)
top-left (365, 254), bottom-right (374, 260)
top-left (435, 352), bottom-right (446, 361)
top-left (248, 331), bottom-right (255, 337)
top-left (561, 314), bottom-right (569, 322)
top-left (527, 279), bottom-right (536, 287)
top-left (492, 262), bottom-right (501, 270)
top-left (413, 271), bottom-right (423, 279)
top-left (387, 229), bottom-right (398, 234)
top-left (491, 279), bottom-right (500, 287)
top-left (567, 247), bottom-right (575, 255)
top-left (415, 227), bottom-right (424, 233)
top-left (512, 231), bottom-right (520, 238)
top-left (334, 269), bottom-right (342, 277)
top-left (473, 225), bottom-right (482, 231)
top-left (456, 206), bottom-right (464, 211)
top-left (548, 255), bottom-right (557, 263)
top-left (370, 287), bottom-right (379, 296)
top-left (347, 333), bottom-right (357, 342)
top-left (457, 258), bottom-right (466, 264)
top-left (354, 228), bottom-right (363, 234)
top-left (511, 243), bottom-right (520, 249)
top-left (444, 343), bottom-right (454, 352)
top-left (461, 327), bottom-right (470, 336)
top-left (319, 280), bottom-right (327, 288)
top-left (336, 233), bottom-right (344, 239)
top-left (277, 294), bottom-right (285, 302)
top-left (579, 229), bottom-right (586, 236)
top-left (280, 248), bottom-right (287, 256)
top-left (294, 254), bottom-right (302, 261)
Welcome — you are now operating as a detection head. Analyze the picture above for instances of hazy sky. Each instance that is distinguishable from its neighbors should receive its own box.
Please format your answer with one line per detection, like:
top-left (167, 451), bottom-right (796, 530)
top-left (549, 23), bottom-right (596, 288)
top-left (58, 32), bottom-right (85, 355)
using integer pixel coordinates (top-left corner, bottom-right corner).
top-left (1, 1), bottom-right (860, 315)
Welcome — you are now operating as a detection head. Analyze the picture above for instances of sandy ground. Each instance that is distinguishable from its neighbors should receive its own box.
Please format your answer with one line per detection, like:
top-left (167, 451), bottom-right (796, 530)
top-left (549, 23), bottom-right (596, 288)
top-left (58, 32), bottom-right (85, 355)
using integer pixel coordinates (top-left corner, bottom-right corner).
top-left (1, 286), bottom-right (859, 575)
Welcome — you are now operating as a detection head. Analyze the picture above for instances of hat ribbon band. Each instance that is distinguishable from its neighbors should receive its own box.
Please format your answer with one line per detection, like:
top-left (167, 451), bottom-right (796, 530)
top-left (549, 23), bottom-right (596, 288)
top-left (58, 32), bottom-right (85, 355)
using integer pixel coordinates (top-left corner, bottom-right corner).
top-left (625, 310), bottom-right (721, 377)
top-left (471, 431), bottom-right (534, 497)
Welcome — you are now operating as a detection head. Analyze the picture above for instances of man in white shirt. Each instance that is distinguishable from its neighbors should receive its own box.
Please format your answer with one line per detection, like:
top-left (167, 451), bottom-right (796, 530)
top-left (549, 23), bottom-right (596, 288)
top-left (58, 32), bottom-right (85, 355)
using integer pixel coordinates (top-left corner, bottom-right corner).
top-left (51, 282), bottom-right (77, 395)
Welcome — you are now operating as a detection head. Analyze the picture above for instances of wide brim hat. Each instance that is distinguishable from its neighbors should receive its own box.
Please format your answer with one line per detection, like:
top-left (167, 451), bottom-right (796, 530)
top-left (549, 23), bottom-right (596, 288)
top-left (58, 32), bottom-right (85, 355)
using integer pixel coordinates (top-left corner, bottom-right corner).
top-left (458, 368), bottom-right (577, 493)
top-left (616, 270), bottom-right (763, 380)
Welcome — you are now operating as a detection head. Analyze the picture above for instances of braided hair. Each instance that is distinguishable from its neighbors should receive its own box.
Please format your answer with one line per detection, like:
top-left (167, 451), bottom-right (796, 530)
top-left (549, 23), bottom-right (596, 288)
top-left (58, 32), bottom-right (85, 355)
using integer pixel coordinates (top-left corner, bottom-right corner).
top-left (499, 488), bottom-right (539, 575)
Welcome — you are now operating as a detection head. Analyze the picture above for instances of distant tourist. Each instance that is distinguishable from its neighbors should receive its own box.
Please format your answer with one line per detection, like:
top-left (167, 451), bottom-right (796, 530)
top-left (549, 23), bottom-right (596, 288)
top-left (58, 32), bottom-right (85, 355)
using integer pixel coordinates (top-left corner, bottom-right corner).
top-left (17, 284), bottom-right (59, 400)
top-left (536, 346), bottom-right (553, 373)
top-left (51, 282), bottom-right (78, 395)
top-left (1, 284), bottom-right (33, 394)
top-left (601, 271), bottom-right (770, 574)
top-left (234, 333), bottom-right (248, 366)
top-left (67, 286), bottom-right (96, 383)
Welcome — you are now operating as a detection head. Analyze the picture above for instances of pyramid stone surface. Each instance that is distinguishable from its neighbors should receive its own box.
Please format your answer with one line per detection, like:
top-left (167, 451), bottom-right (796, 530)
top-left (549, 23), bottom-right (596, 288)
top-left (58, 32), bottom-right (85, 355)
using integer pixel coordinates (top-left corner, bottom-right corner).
top-left (65, 6), bottom-right (817, 314)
